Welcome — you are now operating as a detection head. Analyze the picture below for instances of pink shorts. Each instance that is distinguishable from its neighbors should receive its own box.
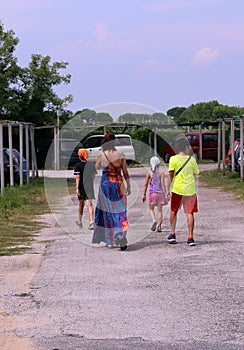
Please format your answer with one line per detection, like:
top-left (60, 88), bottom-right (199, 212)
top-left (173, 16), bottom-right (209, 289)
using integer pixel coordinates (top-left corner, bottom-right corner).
top-left (149, 192), bottom-right (167, 206)
top-left (171, 192), bottom-right (198, 213)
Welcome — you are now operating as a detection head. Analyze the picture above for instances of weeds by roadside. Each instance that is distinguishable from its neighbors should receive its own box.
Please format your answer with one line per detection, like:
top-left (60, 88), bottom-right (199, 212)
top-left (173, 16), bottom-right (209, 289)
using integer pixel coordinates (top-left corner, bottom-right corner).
top-left (0, 178), bottom-right (50, 256)
top-left (200, 169), bottom-right (244, 201)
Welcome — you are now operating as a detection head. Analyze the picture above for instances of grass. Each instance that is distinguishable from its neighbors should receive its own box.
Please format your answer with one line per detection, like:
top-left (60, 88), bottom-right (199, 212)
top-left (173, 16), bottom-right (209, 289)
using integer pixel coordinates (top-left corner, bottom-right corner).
top-left (199, 169), bottom-right (244, 201)
top-left (0, 177), bottom-right (50, 256)
top-left (0, 177), bottom-right (77, 257)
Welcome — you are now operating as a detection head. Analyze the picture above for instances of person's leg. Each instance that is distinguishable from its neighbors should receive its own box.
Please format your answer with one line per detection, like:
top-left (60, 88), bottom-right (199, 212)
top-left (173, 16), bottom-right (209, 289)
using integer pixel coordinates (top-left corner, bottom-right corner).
top-left (86, 199), bottom-right (94, 224)
top-left (186, 213), bottom-right (194, 238)
top-left (149, 204), bottom-right (157, 231)
top-left (170, 210), bottom-right (177, 233)
top-left (157, 204), bottom-right (163, 231)
top-left (149, 204), bottom-right (156, 222)
top-left (77, 200), bottom-right (85, 225)
top-left (169, 192), bottom-right (182, 235)
top-left (183, 194), bottom-right (198, 245)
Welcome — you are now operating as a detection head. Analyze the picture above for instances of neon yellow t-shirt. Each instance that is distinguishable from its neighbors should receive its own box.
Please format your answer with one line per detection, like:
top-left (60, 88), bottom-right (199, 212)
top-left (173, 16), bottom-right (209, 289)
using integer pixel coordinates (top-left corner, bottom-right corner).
top-left (168, 155), bottom-right (200, 196)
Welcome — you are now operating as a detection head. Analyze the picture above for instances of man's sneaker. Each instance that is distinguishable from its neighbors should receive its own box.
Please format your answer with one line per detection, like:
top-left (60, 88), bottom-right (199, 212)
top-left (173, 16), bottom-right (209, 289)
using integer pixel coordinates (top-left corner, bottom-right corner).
top-left (167, 234), bottom-right (176, 244)
top-left (187, 238), bottom-right (195, 246)
top-left (151, 221), bottom-right (157, 231)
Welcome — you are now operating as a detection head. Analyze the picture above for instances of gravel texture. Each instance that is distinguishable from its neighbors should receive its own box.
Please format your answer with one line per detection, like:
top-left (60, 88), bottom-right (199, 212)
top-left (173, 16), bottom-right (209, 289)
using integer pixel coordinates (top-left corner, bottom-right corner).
top-left (0, 164), bottom-right (243, 350)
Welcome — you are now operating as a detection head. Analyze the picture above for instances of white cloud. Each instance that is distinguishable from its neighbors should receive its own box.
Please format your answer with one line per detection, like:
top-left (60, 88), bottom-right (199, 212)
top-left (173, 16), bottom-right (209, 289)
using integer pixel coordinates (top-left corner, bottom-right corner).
top-left (192, 48), bottom-right (220, 65)
top-left (89, 22), bottom-right (115, 49)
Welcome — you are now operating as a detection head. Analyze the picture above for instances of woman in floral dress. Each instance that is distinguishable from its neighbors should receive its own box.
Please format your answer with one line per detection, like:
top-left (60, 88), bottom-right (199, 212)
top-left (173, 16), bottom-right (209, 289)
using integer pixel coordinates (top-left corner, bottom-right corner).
top-left (92, 133), bottom-right (131, 250)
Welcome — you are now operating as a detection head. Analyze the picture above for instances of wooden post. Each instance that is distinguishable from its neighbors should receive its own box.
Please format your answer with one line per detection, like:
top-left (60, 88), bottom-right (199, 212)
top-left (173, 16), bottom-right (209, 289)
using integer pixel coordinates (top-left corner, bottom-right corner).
top-left (56, 112), bottom-right (60, 170)
top-left (19, 123), bottom-right (24, 186)
top-left (222, 120), bottom-right (226, 176)
top-left (54, 125), bottom-right (57, 170)
top-left (8, 122), bottom-right (14, 186)
top-left (240, 117), bottom-right (243, 181)
top-left (230, 118), bottom-right (235, 174)
top-left (153, 127), bottom-right (157, 155)
top-left (25, 124), bottom-right (30, 185)
top-left (30, 125), bottom-right (35, 180)
top-left (199, 124), bottom-right (203, 160)
top-left (0, 123), bottom-right (4, 196)
top-left (217, 121), bottom-right (221, 170)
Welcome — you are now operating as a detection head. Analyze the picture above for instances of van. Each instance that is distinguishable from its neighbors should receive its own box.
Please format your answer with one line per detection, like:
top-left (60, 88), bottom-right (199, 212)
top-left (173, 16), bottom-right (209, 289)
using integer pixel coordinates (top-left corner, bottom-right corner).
top-left (82, 134), bottom-right (135, 162)
top-left (161, 131), bottom-right (218, 163)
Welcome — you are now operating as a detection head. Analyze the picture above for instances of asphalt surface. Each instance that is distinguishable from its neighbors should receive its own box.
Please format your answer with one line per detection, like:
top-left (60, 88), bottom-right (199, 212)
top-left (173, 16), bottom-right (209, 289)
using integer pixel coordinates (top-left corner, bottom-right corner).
top-left (4, 165), bottom-right (244, 349)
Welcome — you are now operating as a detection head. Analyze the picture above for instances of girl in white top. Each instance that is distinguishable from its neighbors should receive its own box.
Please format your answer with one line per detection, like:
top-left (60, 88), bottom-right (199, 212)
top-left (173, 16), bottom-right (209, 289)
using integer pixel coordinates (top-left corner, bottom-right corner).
top-left (142, 156), bottom-right (167, 232)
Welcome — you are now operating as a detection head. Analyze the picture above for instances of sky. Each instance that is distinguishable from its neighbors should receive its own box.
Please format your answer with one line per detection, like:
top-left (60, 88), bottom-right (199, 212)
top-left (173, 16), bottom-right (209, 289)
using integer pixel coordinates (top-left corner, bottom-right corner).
top-left (1, 0), bottom-right (244, 118)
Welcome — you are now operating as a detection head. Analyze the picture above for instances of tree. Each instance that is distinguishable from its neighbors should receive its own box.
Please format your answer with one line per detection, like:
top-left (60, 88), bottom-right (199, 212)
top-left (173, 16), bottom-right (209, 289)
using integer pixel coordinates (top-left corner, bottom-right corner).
top-left (179, 101), bottom-right (220, 122)
top-left (96, 112), bottom-right (113, 124)
top-left (0, 22), bottom-right (21, 118)
top-left (151, 112), bottom-right (168, 124)
top-left (19, 54), bottom-right (73, 125)
top-left (166, 107), bottom-right (186, 121)
top-left (118, 113), bottom-right (151, 124)
top-left (212, 105), bottom-right (244, 120)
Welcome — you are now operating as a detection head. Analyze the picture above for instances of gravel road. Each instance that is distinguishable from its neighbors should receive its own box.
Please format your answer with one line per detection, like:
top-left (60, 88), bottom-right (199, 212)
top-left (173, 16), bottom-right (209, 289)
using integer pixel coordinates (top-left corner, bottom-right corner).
top-left (0, 164), bottom-right (243, 350)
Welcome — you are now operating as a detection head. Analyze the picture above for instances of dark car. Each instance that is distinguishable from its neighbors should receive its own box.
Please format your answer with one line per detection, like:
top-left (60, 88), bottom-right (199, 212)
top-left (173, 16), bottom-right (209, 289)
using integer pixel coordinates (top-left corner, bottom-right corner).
top-left (36, 138), bottom-right (83, 169)
top-left (0, 148), bottom-right (27, 185)
top-left (59, 138), bottom-right (84, 167)
top-left (161, 131), bottom-right (219, 163)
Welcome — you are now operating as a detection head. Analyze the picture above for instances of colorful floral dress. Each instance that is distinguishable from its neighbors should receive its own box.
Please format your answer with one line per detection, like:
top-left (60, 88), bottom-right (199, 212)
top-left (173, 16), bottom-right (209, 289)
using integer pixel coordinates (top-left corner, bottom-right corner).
top-left (92, 163), bottom-right (128, 246)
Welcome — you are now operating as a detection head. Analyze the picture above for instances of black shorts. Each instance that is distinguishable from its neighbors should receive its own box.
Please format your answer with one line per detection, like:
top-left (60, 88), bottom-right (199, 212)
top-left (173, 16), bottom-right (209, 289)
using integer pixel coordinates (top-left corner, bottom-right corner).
top-left (78, 189), bottom-right (95, 200)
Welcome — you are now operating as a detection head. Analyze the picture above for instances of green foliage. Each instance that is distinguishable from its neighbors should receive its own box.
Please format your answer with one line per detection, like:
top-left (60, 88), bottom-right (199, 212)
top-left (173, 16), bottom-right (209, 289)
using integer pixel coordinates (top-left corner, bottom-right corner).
top-left (0, 21), bottom-right (22, 118)
top-left (166, 107), bottom-right (186, 121)
top-left (166, 101), bottom-right (244, 123)
top-left (19, 54), bottom-right (73, 125)
top-left (118, 112), bottom-right (168, 124)
top-left (0, 22), bottom-right (73, 124)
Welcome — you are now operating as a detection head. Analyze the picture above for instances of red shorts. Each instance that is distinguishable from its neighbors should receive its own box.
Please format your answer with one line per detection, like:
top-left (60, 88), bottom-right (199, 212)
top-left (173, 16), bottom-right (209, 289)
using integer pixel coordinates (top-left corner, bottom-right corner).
top-left (149, 192), bottom-right (167, 206)
top-left (171, 192), bottom-right (198, 213)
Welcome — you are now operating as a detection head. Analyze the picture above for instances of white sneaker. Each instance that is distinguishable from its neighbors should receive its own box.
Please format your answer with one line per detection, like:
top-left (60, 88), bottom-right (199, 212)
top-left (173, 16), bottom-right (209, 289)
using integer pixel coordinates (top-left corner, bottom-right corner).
top-left (88, 222), bottom-right (94, 230)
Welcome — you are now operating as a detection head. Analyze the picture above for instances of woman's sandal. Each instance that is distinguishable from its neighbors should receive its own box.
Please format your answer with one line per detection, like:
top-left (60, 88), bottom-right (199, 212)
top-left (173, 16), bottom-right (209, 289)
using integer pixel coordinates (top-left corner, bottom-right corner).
top-left (119, 238), bottom-right (128, 251)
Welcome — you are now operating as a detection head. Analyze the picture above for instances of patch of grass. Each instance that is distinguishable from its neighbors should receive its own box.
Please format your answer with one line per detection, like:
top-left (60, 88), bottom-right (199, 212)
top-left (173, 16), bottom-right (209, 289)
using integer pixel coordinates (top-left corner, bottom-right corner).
top-left (200, 169), bottom-right (244, 201)
top-left (0, 177), bottom-right (50, 256)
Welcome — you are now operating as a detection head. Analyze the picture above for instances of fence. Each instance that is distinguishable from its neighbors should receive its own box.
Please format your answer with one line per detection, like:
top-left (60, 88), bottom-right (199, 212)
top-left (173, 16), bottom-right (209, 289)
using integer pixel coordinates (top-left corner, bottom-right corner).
top-left (0, 120), bottom-right (38, 196)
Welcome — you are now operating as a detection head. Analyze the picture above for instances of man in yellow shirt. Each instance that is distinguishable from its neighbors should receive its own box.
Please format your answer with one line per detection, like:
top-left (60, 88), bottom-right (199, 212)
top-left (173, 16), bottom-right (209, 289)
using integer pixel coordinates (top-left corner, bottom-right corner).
top-left (166, 137), bottom-right (200, 246)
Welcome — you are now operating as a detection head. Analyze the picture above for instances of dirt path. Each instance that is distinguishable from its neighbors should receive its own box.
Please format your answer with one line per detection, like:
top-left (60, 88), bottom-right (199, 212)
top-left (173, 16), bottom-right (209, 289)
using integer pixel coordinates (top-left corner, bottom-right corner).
top-left (0, 165), bottom-right (243, 350)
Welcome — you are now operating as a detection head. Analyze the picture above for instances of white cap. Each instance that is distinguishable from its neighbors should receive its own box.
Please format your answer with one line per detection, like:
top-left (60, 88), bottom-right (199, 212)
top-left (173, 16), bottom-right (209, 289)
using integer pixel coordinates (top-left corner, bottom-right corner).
top-left (150, 156), bottom-right (160, 172)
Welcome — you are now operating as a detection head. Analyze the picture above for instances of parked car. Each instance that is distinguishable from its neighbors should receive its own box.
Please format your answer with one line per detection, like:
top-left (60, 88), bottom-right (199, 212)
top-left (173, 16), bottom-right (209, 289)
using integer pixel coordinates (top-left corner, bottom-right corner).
top-left (161, 131), bottom-right (219, 163)
top-left (0, 148), bottom-right (27, 185)
top-left (36, 138), bottom-right (83, 168)
top-left (82, 134), bottom-right (136, 162)
top-left (59, 138), bottom-right (84, 167)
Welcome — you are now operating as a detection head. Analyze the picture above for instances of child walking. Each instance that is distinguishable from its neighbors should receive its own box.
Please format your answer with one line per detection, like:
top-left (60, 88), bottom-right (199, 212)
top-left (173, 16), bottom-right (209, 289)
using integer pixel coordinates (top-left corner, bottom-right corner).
top-left (142, 156), bottom-right (168, 232)
top-left (74, 148), bottom-right (97, 230)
